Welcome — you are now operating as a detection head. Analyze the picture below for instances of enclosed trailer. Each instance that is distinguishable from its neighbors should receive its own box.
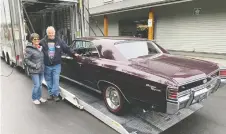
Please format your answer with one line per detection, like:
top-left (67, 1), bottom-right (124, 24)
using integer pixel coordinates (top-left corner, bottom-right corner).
top-left (1, 0), bottom-right (89, 68)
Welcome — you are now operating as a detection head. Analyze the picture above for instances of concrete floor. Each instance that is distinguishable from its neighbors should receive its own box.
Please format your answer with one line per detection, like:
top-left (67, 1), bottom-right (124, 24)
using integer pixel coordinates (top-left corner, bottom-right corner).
top-left (1, 60), bottom-right (226, 134)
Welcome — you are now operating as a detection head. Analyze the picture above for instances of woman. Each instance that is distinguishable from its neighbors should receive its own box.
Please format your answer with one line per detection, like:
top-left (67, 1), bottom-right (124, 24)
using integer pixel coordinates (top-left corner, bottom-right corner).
top-left (24, 33), bottom-right (47, 104)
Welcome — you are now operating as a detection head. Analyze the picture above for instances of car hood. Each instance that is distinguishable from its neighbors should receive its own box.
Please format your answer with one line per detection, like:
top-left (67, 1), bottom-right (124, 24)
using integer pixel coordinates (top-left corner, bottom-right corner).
top-left (129, 54), bottom-right (219, 84)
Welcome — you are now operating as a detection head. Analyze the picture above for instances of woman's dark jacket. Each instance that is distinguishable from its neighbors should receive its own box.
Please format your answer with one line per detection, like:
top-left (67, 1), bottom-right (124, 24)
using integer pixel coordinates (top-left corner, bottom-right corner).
top-left (24, 43), bottom-right (44, 74)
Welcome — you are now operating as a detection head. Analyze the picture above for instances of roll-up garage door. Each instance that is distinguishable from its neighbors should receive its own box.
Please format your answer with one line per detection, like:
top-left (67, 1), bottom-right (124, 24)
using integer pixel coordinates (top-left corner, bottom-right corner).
top-left (154, 0), bottom-right (226, 54)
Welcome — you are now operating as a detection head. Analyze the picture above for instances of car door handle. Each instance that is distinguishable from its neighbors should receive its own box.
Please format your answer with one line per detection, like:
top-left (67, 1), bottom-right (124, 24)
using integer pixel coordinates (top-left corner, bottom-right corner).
top-left (65, 56), bottom-right (73, 60)
top-left (61, 55), bottom-right (73, 60)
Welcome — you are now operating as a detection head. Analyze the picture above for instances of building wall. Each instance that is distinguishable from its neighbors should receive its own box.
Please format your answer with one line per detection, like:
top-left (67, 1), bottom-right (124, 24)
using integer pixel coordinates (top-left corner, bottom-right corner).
top-left (89, 0), bottom-right (170, 15)
top-left (89, 8), bottom-right (149, 36)
top-left (154, 0), bottom-right (226, 54)
top-left (89, 14), bottom-right (119, 36)
top-left (89, 0), bottom-right (103, 8)
top-left (90, 0), bottom-right (226, 54)
top-left (89, 0), bottom-right (123, 8)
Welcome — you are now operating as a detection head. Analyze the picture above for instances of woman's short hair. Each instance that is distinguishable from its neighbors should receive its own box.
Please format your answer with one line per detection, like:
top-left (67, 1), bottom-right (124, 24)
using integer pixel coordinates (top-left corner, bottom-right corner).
top-left (30, 33), bottom-right (40, 41)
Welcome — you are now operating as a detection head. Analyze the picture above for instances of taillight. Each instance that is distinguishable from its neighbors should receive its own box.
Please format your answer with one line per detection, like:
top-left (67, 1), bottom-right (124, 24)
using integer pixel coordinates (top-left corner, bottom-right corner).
top-left (220, 69), bottom-right (226, 77)
top-left (167, 88), bottom-right (178, 100)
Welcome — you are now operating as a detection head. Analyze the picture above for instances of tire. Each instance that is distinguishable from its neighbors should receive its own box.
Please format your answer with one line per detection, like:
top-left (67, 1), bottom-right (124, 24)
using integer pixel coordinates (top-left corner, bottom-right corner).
top-left (103, 84), bottom-right (129, 115)
top-left (10, 62), bottom-right (15, 67)
top-left (1, 51), bottom-right (5, 60)
top-left (5, 53), bottom-right (10, 65)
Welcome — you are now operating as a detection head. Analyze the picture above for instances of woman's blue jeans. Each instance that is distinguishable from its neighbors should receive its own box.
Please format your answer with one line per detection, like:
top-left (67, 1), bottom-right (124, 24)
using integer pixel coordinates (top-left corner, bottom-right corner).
top-left (31, 73), bottom-right (44, 101)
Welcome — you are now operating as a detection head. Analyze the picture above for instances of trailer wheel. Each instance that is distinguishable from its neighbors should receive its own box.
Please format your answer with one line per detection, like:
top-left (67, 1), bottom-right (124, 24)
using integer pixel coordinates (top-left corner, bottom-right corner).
top-left (5, 53), bottom-right (10, 65)
top-left (103, 84), bottom-right (129, 115)
top-left (1, 51), bottom-right (5, 60)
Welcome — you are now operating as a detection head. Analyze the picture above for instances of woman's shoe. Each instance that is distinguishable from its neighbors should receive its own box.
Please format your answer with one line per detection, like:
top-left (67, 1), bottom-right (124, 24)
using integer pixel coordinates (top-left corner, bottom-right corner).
top-left (39, 98), bottom-right (47, 103)
top-left (33, 100), bottom-right (41, 105)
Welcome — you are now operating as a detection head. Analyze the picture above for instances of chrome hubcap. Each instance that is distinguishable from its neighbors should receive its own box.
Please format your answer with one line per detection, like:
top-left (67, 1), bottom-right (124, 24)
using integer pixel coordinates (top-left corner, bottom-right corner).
top-left (105, 86), bottom-right (120, 110)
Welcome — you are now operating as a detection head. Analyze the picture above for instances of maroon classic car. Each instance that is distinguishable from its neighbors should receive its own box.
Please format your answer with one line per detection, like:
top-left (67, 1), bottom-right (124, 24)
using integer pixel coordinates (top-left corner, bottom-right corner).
top-left (60, 36), bottom-right (221, 115)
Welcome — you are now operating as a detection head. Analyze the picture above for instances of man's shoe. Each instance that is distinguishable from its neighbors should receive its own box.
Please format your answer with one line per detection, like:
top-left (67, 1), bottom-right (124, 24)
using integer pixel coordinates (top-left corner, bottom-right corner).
top-left (33, 100), bottom-right (41, 105)
top-left (53, 96), bottom-right (61, 102)
top-left (39, 98), bottom-right (47, 103)
top-left (47, 95), bottom-right (54, 100)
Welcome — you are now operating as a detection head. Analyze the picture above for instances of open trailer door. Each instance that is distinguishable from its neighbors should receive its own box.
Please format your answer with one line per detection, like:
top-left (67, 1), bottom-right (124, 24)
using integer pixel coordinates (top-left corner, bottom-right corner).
top-left (21, 0), bottom-right (89, 44)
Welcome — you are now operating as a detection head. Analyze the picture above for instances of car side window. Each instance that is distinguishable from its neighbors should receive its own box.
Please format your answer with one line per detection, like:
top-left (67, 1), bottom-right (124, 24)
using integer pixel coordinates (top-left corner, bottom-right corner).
top-left (147, 42), bottom-right (159, 54)
top-left (72, 40), bottom-right (100, 58)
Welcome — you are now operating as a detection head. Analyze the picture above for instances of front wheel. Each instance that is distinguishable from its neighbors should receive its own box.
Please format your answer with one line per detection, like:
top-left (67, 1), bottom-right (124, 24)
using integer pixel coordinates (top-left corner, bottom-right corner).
top-left (103, 85), bottom-right (129, 115)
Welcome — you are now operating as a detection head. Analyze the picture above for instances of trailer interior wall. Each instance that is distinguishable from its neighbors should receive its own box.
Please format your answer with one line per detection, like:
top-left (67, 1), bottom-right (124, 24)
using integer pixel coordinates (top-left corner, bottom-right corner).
top-left (154, 0), bottom-right (226, 54)
top-left (22, 0), bottom-right (86, 45)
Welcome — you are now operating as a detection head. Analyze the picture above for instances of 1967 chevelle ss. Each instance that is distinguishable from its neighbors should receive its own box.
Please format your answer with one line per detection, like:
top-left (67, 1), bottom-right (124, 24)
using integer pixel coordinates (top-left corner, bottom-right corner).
top-left (60, 36), bottom-right (221, 115)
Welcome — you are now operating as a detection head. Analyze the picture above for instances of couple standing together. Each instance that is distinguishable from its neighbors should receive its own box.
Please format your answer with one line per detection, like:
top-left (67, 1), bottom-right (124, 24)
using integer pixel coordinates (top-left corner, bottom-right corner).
top-left (24, 26), bottom-right (79, 104)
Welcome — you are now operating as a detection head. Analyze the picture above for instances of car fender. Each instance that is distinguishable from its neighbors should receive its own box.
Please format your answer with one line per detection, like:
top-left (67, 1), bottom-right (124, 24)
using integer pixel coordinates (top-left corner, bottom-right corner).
top-left (97, 80), bottom-right (131, 104)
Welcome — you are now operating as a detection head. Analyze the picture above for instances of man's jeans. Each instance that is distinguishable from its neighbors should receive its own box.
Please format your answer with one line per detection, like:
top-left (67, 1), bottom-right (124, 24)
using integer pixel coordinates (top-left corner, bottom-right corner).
top-left (44, 64), bottom-right (61, 97)
top-left (31, 73), bottom-right (44, 101)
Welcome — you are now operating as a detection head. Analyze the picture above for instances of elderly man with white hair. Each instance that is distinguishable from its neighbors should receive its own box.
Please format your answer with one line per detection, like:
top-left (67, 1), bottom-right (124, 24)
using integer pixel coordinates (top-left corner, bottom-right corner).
top-left (39, 26), bottom-right (79, 101)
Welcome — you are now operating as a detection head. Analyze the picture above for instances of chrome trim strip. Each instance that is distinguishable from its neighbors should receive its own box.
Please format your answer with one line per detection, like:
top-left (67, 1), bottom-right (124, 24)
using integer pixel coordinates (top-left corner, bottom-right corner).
top-left (97, 80), bottom-right (131, 104)
top-left (60, 75), bottom-right (102, 94)
top-left (194, 88), bottom-right (208, 97)
top-left (178, 95), bottom-right (190, 103)
top-left (177, 69), bottom-right (220, 86)
top-left (207, 68), bottom-right (220, 77)
top-left (177, 76), bottom-right (207, 86)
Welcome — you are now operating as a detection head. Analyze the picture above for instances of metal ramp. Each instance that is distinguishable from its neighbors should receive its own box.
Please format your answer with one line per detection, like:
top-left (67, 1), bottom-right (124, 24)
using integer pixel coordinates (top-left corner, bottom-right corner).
top-left (54, 78), bottom-right (203, 134)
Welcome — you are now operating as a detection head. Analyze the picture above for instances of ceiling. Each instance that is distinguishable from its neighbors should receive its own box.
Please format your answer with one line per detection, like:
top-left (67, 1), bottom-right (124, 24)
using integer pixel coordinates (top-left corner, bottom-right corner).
top-left (22, 0), bottom-right (77, 13)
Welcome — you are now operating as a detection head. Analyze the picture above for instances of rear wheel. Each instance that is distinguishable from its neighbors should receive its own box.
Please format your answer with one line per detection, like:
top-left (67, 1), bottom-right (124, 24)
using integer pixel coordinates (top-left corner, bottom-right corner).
top-left (5, 53), bottom-right (10, 65)
top-left (103, 84), bottom-right (129, 115)
top-left (1, 51), bottom-right (5, 60)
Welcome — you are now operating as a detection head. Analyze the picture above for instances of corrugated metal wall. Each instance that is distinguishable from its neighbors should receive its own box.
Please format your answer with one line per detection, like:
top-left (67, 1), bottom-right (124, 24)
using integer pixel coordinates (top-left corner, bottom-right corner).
top-left (154, 0), bottom-right (226, 54)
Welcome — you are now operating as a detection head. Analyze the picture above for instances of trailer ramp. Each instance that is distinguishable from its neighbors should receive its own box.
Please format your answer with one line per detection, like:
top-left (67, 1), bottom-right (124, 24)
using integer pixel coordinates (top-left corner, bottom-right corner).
top-left (56, 78), bottom-right (203, 134)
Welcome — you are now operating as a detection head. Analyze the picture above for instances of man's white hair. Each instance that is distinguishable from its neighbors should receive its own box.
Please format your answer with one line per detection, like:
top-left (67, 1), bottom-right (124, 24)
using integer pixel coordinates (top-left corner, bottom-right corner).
top-left (46, 26), bottom-right (55, 34)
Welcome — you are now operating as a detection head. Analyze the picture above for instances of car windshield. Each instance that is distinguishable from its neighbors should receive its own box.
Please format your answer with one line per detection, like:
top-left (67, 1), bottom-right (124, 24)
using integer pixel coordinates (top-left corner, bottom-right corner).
top-left (115, 41), bottom-right (160, 59)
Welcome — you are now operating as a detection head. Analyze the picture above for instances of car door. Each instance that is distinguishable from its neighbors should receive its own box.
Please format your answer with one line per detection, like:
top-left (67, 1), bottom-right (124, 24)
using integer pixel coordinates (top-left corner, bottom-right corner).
top-left (61, 40), bottom-right (81, 81)
top-left (61, 52), bottom-right (71, 77)
top-left (61, 41), bottom-right (74, 78)
top-left (76, 41), bottom-right (101, 89)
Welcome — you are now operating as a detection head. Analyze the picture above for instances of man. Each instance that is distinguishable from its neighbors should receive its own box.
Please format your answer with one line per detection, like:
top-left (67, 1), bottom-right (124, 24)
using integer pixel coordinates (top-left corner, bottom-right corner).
top-left (39, 26), bottom-right (79, 101)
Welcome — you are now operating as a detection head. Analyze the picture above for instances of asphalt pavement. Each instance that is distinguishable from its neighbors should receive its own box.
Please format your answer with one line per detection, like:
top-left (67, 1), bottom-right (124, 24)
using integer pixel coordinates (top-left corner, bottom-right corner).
top-left (1, 60), bottom-right (226, 134)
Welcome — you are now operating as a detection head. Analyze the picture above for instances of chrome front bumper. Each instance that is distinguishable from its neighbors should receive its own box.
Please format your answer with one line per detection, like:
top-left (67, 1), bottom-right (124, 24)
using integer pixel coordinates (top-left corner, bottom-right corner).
top-left (166, 77), bottom-right (221, 114)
